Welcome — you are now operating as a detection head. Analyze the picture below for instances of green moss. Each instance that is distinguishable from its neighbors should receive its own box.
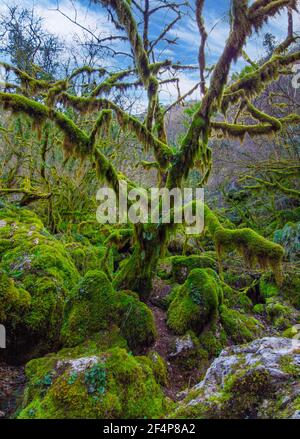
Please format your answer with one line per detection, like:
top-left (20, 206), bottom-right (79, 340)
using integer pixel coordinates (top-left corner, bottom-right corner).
top-left (204, 205), bottom-right (284, 285)
top-left (279, 355), bottom-right (300, 378)
top-left (266, 300), bottom-right (291, 322)
top-left (18, 346), bottom-right (166, 419)
top-left (259, 275), bottom-right (279, 299)
top-left (167, 269), bottom-right (222, 335)
top-left (169, 331), bottom-right (211, 372)
top-left (220, 305), bottom-right (262, 343)
top-left (66, 243), bottom-right (112, 275)
top-left (215, 228), bottom-right (284, 284)
top-left (236, 292), bottom-right (253, 312)
top-left (164, 284), bottom-right (181, 308)
top-left (198, 324), bottom-right (228, 358)
top-left (104, 228), bottom-right (133, 250)
top-left (169, 255), bottom-right (216, 283)
top-left (113, 223), bottom-right (168, 300)
top-left (253, 303), bottom-right (265, 315)
top-left (116, 291), bottom-right (157, 350)
top-left (0, 206), bottom-right (79, 361)
top-left (223, 271), bottom-right (253, 290)
top-left (61, 270), bottom-right (118, 347)
top-left (61, 271), bottom-right (156, 351)
top-left (172, 363), bottom-right (274, 420)
top-left (0, 272), bottom-right (31, 322)
top-left (283, 326), bottom-right (300, 339)
top-left (139, 351), bottom-right (168, 386)
top-left (217, 367), bottom-right (273, 419)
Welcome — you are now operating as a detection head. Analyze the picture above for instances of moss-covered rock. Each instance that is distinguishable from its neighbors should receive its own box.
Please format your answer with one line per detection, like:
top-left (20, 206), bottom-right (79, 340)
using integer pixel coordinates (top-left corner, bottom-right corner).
top-left (220, 305), bottom-right (262, 343)
top-left (61, 270), bottom-right (156, 351)
top-left (169, 254), bottom-right (217, 283)
top-left (222, 281), bottom-right (254, 312)
top-left (138, 351), bottom-right (168, 386)
top-left (116, 291), bottom-right (157, 350)
top-left (0, 206), bottom-right (80, 362)
top-left (66, 242), bottom-right (113, 276)
top-left (167, 269), bottom-right (222, 335)
top-left (18, 343), bottom-right (166, 419)
top-left (198, 323), bottom-right (228, 358)
top-left (266, 300), bottom-right (291, 322)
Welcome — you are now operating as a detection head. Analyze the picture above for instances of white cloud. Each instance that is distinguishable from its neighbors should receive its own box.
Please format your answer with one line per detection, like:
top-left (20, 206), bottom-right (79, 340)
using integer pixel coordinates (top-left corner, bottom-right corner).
top-left (1, 0), bottom-right (115, 43)
top-left (159, 71), bottom-right (201, 105)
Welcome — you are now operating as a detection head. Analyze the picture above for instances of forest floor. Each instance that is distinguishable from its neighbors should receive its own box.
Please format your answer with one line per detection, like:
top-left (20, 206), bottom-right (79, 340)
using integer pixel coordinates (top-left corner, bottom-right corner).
top-left (147, 277), bottom-right (204, 401)
top-left (0, 362), bottom-right (25, 418)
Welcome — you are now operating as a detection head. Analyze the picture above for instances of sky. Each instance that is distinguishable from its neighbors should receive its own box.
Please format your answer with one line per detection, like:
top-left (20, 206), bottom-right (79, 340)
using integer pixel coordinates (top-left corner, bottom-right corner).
top-left (1, 0), bottom-right (299, 105)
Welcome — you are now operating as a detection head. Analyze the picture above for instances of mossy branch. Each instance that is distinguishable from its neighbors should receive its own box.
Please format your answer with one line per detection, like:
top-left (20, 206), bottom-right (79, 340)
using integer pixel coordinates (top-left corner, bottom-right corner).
top-left (211, 111), bottom-right (300, 141)
top-left (0, 92), bottom-right (126, 191)
top-left (249, 0), bottom-right (298, 31)
top-left (59, 93), bottom-right (173, 168)
top-left (203, 204), bottom-right (284, 285)
top-left (240, 175), bottom-right (300, 199)
top-left (167, 0), bottom-right (253, 187)
top-left (221, 51), bottom-right (300, 112)
top-left (97, 0), bottom-right (159, 130)
top-left (0, 187), bottom-right (52, 206)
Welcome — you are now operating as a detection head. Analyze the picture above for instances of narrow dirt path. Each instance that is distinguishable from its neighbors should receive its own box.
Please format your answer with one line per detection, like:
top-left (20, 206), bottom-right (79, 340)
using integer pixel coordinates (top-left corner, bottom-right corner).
top-left (147, 278), bottom-right (202, 401)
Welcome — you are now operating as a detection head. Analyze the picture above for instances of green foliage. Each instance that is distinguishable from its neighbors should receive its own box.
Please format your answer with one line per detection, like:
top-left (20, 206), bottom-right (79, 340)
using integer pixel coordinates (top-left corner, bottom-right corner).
top-left (84, 364), bottom-right (107, 397)
top-left (273, 222), bottom-right (300, 262)
top-left (259, 275), bottom-right (279, 299)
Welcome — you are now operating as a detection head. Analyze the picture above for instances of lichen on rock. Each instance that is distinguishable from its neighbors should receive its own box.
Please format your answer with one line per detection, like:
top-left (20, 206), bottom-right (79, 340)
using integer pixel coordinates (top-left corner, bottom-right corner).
top-left (170, 337), bottom-right (300, 419)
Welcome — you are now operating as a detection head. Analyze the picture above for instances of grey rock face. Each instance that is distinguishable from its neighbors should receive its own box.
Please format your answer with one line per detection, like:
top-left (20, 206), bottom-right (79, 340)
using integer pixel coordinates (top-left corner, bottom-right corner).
top-left (173, 337), bottom-right (300, 419)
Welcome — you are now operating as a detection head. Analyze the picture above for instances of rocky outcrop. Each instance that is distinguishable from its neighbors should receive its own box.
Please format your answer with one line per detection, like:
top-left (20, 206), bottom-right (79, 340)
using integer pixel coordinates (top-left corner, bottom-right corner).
top-left (171, 337), bottom-right (300, 419)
